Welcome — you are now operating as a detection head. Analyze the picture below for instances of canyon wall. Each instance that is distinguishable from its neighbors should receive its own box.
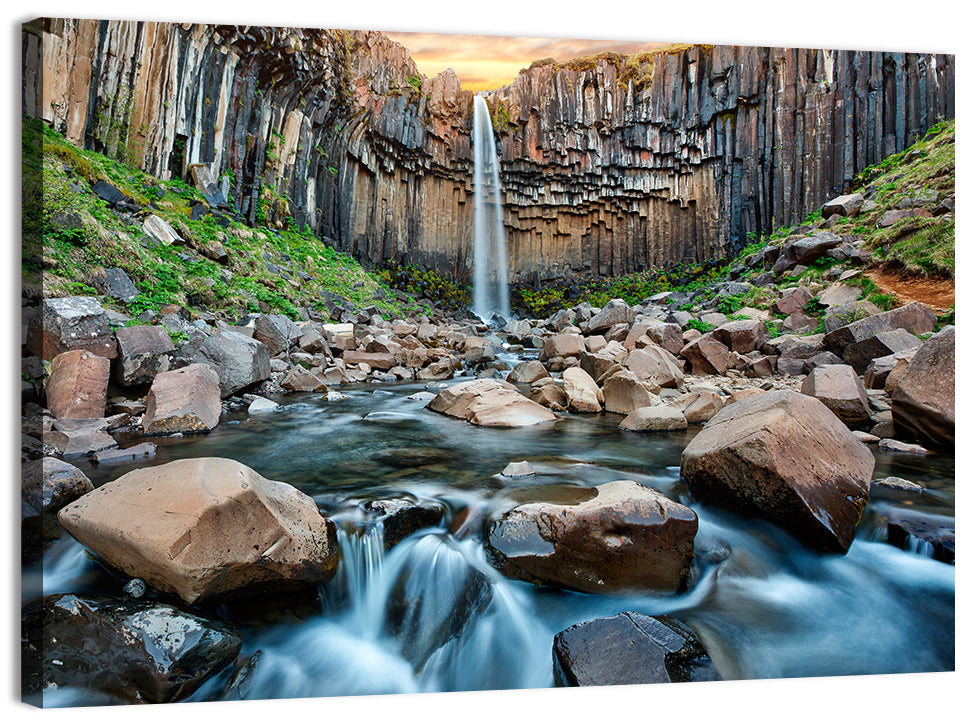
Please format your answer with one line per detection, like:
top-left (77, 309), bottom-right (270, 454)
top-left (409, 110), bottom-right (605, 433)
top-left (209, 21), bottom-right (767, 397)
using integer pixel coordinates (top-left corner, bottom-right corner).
top-left (23, 20), bottom-right (954, 283)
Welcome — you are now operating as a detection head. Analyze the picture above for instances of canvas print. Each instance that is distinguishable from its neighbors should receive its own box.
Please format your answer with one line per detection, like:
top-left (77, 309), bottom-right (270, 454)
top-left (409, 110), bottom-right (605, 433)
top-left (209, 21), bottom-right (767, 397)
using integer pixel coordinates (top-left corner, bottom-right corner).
top-left (20, 17), bottom-right (955, 707)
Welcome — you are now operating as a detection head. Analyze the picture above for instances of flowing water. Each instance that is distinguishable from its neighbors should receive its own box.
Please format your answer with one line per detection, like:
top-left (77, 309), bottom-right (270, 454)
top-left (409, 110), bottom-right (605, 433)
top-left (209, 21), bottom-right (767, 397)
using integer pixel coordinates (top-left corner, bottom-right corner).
top-left (29, 361), bottom-right (955, 704)
top-left (472, 94), bottom-right (510, 322)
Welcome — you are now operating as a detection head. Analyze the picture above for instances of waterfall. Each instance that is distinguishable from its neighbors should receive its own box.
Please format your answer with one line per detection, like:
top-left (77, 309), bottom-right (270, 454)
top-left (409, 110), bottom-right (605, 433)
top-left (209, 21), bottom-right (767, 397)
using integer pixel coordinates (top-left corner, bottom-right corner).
top-left (472, 95), bottom-right (510, 322)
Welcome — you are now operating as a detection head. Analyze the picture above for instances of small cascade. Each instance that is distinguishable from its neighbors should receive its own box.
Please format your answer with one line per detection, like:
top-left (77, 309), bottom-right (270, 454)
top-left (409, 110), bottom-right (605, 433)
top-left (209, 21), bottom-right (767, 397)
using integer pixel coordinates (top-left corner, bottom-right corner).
top-left (472, 94), bottom-right (510, 323)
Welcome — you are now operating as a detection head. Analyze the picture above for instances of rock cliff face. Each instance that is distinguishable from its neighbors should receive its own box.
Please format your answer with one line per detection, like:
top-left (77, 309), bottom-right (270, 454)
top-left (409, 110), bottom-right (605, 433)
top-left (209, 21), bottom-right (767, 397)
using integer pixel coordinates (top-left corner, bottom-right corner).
top-left (23, 20), bottom-right (954, 282)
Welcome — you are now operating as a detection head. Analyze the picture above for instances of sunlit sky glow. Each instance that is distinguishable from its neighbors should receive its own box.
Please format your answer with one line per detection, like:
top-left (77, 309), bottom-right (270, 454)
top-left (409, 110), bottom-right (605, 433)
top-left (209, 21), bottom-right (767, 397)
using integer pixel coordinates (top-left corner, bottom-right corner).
top-left (383, 32), bottom-right (668, 91)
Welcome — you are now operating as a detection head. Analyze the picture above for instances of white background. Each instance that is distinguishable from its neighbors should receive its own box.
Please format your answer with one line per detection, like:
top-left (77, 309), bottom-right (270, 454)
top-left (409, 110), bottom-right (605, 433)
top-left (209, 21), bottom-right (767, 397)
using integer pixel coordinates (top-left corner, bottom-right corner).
top-left (2, 1), bottom-right (960, 719)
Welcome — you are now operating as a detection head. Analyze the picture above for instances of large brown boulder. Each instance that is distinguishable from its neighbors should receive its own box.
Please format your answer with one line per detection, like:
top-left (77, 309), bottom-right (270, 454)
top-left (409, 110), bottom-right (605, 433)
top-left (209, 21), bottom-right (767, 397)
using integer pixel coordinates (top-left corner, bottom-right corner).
top-left (586, 299), bottom-right (636, 333)
top-left (114, 325), bottom-right (174, 386)
top-left (507, 360), bottom-right (550, 384)
top-left (485, 481), bottom-right (697, 593)
top-left (45, 350), bottom-right (110, 419)
top-left (624, 346), bottom-right (684, 388)
top-left (562, 367), bottom-right (603, 413)
top-left (801, 364), bottom-right (872, 429)
top-left (712, 319), bottom-right (768, 354)
top-left (680, 390), bottom-right (874, 552)
top-left (891, 326), bottom-right (955, 449)
top-left (680, 336), bottom-right (730, 375)
top-left (539, 332), bottom-right (585, 362)
top-left (552, 612), bottom-right (721, 686)
top-left (602, 370), bottom-right (657, 415)
top-left (143, 364), bottom-right (221, 434)
top-left (57, 457), bottom-right (340, 604)
top-left (841, 328), bottom-right (922, 375)
top-left (427, 378), bottom-right (558, 427)
top-left (253, 314), bottom-right (302, 356)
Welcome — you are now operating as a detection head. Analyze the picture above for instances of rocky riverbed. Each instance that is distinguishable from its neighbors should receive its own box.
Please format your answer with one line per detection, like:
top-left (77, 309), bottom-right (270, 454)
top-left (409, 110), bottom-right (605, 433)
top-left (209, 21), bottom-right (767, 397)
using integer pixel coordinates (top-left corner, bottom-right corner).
top-left (21, 243), bottom-right (956, 703)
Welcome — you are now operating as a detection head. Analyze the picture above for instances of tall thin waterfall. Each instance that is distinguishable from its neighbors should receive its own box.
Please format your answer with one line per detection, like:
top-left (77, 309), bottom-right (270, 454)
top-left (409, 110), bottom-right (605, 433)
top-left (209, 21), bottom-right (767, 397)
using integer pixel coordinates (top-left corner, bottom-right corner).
top-left (472, 95), bottom-right (509, 322)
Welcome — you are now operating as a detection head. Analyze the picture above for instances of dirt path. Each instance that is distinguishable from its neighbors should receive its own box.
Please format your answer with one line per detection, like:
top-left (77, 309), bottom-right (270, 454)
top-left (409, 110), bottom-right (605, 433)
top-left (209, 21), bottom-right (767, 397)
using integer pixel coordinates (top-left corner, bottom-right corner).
top-left (865, 268), bottom-right (955, 314)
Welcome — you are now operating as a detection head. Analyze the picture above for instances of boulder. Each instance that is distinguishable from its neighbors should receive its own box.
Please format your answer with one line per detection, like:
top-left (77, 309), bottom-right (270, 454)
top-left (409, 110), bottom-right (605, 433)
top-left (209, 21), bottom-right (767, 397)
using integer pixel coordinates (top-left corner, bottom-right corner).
top-left (880, 508), bottom-right (954, 564)
top-left (530, 379), bottom-right (568, 411)
top-left (562, 367), bottom-right (603, 413)
top-left (680, 335), bottom-right (730, 375)
top-left (618, 406), bottom-right (689, 432)
top-left (90, 442), bottom-right (157, 464)
top-left (506, 360), bottom-right (550, 384)
top-left (546, 308), bottom-right (575, 331)
top-left (252, 314), bottom-right (303, 356)
top-left (624, 346), bottom-right (684, 387)
top-left (485, 481), bottom-right (697, 593)
top-left (823, 302), bottom-right (936, 358)
top-left (680, 390), bottom-right (874, 552)
top-left (142, 213), bottom-right (184, 245)
top-left (841, 328), bottom-right (922, 375)
top-left (58, 457), bottom-right (339, 604)
top-left (587, 299), bottom-right (636, 333)
top-left (31, 296), bottom-right (117, 360)
top-left (21, 593), bottom-right (241, 703)
top-left (177, 331), bottom-right (271, 398)
top-left (712, 319), bottom-right (768, 354)
top-left (427, 378), bottom-right (557, 427)
top-left (602, 370), bottom-right (658, 415)
top-left (781, 312), bottom-right (819, 335)
top-left (363, 498), bottom-right (445, 550)
top-left (45, 417), bottom-right (118, 457)
top-left (89, 267), bottom-right (140, 303)
top-left (669, 392), bottom-right (724, 424)
top-left (279, 365), bottom-right (328, 392)
top-left (801, 364), bottom-right (872, 429)
top-left (344, 350), bottom-right (396, 371)
top-left (143, 364), bottom-right (221, 434)
top-left (822, 193), bottom-right (864, 218)
top-left (772, 286), bottom-right (813, 315)
top-left (891, 326), bottom-right (954, 449)
top-left (552, 612), bottom-right (721, 686)
top-left (45, 350), bottom-right (110, 419)
top-left (878, 208), bottom-right (932, 227)
top-left (323, 323), bottom-right (356, 352)
top-left (646, 322), bottom-right (685, 355)
top-left (21, 457), bottom-right (94, 542)
top-left (785, 231), bottom-right (844, 266)
top-left (539, 332), bottom-right (585, 361)
top-left (114, 325), bottom-right (175, 386)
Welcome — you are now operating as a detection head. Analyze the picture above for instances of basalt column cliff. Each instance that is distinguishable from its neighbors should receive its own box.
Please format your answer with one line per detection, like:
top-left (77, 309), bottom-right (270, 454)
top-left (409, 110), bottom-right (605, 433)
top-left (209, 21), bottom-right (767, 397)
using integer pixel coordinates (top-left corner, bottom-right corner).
top-left (23, 20), bottom-right (954, 282)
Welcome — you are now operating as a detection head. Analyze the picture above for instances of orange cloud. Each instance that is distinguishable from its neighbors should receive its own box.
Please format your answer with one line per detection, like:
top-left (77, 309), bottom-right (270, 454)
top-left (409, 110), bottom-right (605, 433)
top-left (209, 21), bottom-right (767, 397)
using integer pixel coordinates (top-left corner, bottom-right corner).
top-left (383, 31), bottom-right (667, 92)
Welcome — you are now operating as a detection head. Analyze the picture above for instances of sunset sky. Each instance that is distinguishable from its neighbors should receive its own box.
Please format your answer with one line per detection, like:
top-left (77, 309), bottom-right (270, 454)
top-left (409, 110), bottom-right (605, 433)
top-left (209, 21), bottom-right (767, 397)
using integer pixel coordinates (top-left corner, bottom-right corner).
top-left (383, 32), bottom-right (668, 91)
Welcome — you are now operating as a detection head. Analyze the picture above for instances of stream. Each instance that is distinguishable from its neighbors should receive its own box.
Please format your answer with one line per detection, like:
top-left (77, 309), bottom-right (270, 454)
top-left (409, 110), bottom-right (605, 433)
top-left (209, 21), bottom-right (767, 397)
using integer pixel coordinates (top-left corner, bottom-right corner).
top-left (26, 354), bottom-right (956, 705)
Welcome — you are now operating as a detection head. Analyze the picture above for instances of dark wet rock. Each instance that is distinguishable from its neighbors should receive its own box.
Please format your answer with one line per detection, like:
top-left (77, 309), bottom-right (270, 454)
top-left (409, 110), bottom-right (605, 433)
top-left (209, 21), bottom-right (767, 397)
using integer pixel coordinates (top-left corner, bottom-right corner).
top-left (891, 326), bottom-right (954, 450)
top-left (485, 481), bottom-right (697, 593)
top-left (552, 611), bottom-right (721, 686)
top-left (21, 593), bottom-right (241, 703)
top-left (45, 350), bottom-right (110, 420)
top-left (143, 364), bottom-right (221, 434)
top-left (681, 390), bottom-right (874, 553)
top-left (384, 534), bottom-right (492, 669)
top-left (880, 507), bottom-right (954, 564)
top-left (30, 296), bottom-right (117, 360)
top-left (21, 457), bottom-right (94, 546)
top-left (177, 331), bottom-right (271, 398)
top-left (115, 325), bottom-right (175, 386)
top-left (363, 498), bottom-right (445, 549)
top-left (58, 457), bottom-right (339, 604)
top-left (801, 364), bottom-right (872, 429)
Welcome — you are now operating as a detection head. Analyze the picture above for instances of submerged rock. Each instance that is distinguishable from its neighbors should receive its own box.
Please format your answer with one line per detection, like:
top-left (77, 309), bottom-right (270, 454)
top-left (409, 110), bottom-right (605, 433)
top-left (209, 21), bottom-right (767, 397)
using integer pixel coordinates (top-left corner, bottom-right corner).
top-left (552, 611), bottom-right (721, 686)
top-left (363, 497), bottom-right (445, 549)
top-left (680, 390), bottom-right (874, 553)
top-left (485, 481), bottom-right (697, 593)
top-left (879, 507), bottom-right (954, 564)
top-left (57, 457), bottom-right (339, 604)
top-left (21, 593), bottom-right (241, 703)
